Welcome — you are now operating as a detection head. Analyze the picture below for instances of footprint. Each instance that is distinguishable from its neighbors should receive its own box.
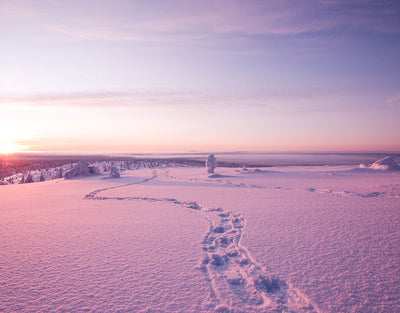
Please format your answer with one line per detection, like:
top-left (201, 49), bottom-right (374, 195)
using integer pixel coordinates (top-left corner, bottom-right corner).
top-left (85, 170), bottom-right (320, 313)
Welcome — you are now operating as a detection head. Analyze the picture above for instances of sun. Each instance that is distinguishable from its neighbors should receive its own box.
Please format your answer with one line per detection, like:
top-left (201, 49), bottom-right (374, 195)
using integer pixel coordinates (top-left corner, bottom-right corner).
top-left (0, 141), bottom-right (18, 154)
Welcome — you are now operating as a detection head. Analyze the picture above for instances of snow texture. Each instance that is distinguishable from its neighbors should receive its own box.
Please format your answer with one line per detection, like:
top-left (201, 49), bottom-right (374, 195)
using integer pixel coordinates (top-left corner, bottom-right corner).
top-left (1, 164), bottom-right (400, 312)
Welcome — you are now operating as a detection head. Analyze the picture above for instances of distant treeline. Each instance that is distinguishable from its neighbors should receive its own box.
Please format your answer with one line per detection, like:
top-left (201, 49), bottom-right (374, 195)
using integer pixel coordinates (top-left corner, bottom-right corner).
top-left (0, 154), bottom-right (264, 183)
top-left (0, 155), bottom-right (202, 180)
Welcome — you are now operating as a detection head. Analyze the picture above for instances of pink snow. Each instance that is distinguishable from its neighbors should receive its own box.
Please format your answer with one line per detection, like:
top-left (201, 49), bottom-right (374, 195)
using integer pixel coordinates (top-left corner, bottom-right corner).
top-left (1, 165), bottom-right (399, 312)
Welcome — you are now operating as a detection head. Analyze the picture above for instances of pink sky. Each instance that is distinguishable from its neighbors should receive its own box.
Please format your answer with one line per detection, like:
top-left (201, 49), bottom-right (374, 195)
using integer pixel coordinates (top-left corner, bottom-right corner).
top-left (1, 0), bottom-right (399, 153)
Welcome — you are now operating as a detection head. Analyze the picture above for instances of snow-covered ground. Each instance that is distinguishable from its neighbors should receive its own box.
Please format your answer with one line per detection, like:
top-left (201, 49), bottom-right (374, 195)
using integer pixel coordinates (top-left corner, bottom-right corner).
top-left (1, 165), bottom-right (399, 312)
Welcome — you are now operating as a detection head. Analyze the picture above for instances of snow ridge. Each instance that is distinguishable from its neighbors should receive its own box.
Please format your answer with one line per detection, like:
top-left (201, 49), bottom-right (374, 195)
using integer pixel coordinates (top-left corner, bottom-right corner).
top-left (360, 156), bottom-right (400, 171)
top-left (306, 187), bottom-right (400, 198)
top-left (84, 170), bottom-right (319, 313)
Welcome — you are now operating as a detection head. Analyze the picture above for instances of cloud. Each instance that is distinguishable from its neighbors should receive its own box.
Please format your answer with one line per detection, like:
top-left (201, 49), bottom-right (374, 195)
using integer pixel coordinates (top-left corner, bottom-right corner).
top-left (3, 0), bottom-right (400, 43)
top-left (0, 91), bottom-right (219, 108)
top-left (0, 92), bottom-right (129, 107)
top-left (0, 89), bottom-right (372, 114)
top-left (0, 0), bottom-right (41, 19)
top-left (387, 93), bottom-right (400, 107)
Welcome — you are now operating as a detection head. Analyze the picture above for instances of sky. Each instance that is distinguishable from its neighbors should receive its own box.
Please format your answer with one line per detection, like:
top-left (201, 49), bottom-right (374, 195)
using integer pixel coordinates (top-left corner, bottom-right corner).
top-left (1, 0), bottom-right (400, 154)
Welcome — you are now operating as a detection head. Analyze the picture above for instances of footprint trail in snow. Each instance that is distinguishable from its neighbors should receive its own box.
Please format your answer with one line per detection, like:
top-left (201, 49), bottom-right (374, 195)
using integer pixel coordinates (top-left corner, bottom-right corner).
top-left (85, 170), bottom-right (320, 313)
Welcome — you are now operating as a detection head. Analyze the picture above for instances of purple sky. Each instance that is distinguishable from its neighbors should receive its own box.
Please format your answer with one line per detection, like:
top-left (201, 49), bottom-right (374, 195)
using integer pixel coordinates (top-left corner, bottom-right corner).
top-left (1, 0), bottom-right (400, 153)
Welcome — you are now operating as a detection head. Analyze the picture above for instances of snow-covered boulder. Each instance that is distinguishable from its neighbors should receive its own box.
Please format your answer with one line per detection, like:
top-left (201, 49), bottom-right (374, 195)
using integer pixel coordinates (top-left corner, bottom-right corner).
top-left (206, 154), bottom-right (217, 173)
top-left (65, 161), bottom-right (99, 179)
top-left (109, 167), bottom-right (120, 178)
top-left (360, 156), bottom-right (400, 171)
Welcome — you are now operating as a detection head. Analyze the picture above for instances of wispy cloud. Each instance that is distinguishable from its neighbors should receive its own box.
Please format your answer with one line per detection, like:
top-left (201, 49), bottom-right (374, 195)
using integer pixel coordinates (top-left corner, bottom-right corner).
top-left (387, 93), bottom-right (400, 107)
top-left (0, 92), bottom-right (130, 107)
top-left (0, 0), bottom-right (41, 19)
top-left (3, 0), bottom-right (400, 43)
top-left (0, 91), bottom-right (219, 108)
top-left (0, 89), bottom-right (380, 115)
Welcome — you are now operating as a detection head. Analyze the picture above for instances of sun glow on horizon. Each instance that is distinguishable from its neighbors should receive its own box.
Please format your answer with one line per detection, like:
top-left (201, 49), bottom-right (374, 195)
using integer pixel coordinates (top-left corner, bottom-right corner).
top-left (0, 125), bottom-right (29, 154)
top-left (0, 133), bottom-right (24, 154)
top-left (0, 141), bottom-right (19, 154)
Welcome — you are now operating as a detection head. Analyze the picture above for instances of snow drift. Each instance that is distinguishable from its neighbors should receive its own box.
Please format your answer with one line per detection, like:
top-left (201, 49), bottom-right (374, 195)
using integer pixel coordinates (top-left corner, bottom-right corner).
top-left (360, 156), bottom-right (400, 171)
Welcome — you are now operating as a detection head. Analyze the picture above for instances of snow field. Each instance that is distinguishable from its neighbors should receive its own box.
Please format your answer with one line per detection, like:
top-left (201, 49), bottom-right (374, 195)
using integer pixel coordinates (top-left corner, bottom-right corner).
top-left (1, 166), bottom-right (400, 312)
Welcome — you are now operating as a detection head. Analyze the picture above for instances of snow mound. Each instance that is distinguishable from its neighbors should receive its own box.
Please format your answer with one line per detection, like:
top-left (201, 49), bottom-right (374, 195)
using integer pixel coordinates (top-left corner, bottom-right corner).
top-left (360, 156), bottom-right (400, 171)
top-left (64, 161), bottom-right (100, 179)
top-left (208, 174), bottom-right (233, 178)
top-left (206, 154), bottom-right (217, 173)
top-left (241, 168), bottom-right (262, 174)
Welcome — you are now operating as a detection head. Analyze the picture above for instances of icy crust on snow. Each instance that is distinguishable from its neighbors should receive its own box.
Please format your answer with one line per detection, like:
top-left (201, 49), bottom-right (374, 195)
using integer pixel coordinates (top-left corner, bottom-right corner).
top-left (360, 156), bottom-right (400, 171)
top-left (1, 166), bottom-right (400, 312)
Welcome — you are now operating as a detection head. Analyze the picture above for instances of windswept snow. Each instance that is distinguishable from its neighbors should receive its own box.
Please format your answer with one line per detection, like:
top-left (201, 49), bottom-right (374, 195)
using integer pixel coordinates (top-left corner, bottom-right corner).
top-left (360, 156), bottom-right (400, 171)
top-left (1, 164), bottom-right (400, 312)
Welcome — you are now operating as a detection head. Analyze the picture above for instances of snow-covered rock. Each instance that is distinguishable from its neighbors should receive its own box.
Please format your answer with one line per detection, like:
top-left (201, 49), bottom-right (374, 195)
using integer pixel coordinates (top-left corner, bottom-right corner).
top-left (360, 156), bottom-right (400, 171)
top-left (206, 154), bottom-right (217, 173)
top-left (65, 161), bottom-right (99, 179)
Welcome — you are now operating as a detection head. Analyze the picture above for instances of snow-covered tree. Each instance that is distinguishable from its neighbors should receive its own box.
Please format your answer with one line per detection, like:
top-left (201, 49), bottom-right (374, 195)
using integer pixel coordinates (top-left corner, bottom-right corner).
top-left (206, 154), bottom-right (217, 173)
top-left (64, 161), bottom-right (99, 179)
top-left (57, 167), bottom-right (63, 178)
top-left (25, 172), bottom-right (34, 183)
top-left (109, 167), bottom-right (120, 178)
top-left (19, 175), bottom-right (25, 184)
